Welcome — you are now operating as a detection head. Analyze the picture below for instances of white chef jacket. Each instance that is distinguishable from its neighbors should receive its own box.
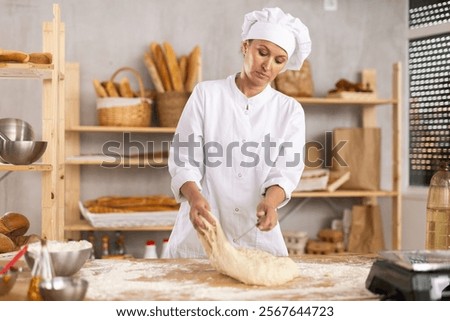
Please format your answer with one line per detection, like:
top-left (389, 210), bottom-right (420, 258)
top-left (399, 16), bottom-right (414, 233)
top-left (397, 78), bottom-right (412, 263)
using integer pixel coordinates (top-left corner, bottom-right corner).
top-left (166, 74), bottom-right (305, 258)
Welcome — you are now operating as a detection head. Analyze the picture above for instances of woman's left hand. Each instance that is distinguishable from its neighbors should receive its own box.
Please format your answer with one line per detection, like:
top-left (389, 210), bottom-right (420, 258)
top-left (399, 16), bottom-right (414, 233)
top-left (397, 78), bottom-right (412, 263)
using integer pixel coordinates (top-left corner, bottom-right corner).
top-left (255, 199), bottom-right (278, 231)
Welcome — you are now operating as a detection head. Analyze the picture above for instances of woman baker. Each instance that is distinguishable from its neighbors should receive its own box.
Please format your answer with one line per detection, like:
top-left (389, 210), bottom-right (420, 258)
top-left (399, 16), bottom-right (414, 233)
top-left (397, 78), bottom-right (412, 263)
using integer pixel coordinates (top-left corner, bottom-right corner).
top-left (167, 7), bottom-right (311, 258)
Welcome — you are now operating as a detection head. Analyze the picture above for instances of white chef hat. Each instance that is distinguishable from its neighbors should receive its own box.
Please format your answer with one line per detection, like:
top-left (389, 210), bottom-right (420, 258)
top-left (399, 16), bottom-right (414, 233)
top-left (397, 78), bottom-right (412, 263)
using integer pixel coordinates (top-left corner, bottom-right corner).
top-left (241, 7), bottom-right (311, 70)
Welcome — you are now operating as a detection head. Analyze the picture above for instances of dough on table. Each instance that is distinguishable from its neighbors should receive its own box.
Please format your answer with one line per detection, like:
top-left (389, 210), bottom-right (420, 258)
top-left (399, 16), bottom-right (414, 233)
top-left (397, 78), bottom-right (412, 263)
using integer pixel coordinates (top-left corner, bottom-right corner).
top-left (197, 215), bottom-right (300, 286)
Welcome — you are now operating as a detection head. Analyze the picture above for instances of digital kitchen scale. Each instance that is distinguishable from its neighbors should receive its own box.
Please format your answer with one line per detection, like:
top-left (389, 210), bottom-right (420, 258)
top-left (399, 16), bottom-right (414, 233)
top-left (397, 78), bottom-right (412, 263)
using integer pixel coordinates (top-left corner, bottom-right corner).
top-left (365, 250), bottom-right (450, 300)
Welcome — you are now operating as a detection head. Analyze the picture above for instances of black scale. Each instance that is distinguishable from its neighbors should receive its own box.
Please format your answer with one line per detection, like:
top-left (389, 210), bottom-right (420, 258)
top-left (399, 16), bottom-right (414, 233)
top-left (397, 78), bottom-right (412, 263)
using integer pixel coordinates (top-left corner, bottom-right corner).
top-left (365, 250), bottom-right (450, 300)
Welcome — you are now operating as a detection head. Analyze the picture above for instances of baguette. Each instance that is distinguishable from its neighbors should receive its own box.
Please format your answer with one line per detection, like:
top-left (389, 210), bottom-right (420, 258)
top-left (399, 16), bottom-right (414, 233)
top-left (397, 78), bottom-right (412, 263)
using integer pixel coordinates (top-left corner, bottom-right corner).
top-left (119, 77), bottom-right (134, 98)
top-left (162, 42), bottom-right (184, 92)
top-left (144, 51), bottom-right (165, 93)
top-left (150, 42), bottom-right (173, 92)
top-left (28, 52), bottom-right (52, 64)
top-left (104, 80), bottom-right (120, 97)
top-left (185, 45), bottom-right (201, 92)
top-left (0, 49), bottom-right (29, 63)
top-left (178, 55), bottom-right (188, 85)
top-left (93, 79), bottom-right (108, 98)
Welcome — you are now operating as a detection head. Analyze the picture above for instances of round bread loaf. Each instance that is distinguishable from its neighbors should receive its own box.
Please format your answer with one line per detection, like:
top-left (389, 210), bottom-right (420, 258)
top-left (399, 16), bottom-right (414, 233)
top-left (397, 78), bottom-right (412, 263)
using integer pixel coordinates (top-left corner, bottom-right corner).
top-left (0, 212), bottom-right (30, 237)
top-left (0, 233), bottom-right (16, 253)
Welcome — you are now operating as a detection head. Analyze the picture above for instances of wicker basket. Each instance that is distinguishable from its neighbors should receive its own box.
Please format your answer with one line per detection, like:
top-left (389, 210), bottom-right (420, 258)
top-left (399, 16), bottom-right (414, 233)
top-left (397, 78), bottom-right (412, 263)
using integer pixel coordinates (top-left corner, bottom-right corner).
top-left (156, 91), bottom-right (190, 128)
top-left (97, 67), bottom-right (152, 127)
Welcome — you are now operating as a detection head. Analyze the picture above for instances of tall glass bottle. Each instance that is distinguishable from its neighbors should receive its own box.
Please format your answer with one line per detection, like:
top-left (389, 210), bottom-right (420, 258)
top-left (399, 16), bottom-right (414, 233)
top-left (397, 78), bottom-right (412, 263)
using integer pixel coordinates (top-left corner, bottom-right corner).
top-left (425, 161), bottom-right (450, 250)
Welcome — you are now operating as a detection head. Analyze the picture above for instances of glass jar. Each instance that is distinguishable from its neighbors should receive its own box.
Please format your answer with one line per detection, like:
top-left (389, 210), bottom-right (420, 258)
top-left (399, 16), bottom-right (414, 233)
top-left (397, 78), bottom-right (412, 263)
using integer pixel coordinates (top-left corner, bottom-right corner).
top-left (425, 161), bottom-right (450, 250)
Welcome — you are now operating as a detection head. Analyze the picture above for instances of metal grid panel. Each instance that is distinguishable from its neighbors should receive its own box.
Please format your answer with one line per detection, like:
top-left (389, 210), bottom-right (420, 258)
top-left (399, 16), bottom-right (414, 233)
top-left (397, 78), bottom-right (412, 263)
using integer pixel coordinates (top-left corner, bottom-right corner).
top-left (409, 0), bottom-right (450, 29)
top-left (409, 32), bottom-right (450, 185)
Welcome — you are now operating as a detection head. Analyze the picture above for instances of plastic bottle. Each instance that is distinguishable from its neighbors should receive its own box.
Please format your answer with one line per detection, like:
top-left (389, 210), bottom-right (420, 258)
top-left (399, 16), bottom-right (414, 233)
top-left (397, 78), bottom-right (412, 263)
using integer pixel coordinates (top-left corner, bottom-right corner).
top-left (143, 240), bottom-right (158, 259)
top-left (160, 238), bottom-right (169, 258)
top-left (425, 161), bottom-right (450, 250)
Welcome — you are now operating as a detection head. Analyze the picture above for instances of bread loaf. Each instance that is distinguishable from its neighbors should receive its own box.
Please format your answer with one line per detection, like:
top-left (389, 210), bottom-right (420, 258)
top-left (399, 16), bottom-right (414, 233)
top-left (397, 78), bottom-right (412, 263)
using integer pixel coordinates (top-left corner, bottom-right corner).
top-left (104, 80), bottom-right (120, 97)
top-left (185, 45), bottom-right (201, 92)
top-left (150, 42), bottom-right (173, 92)
top-left (93, 79), bottom-right (108, 98)
top-left (119, 77), bottom-right (134, 98)
top-left (144, 52), bottom-right (165, 93)
top-left (0, 234), bottom-right (16, 253)
top-left (162, 42), bottom-right (184, 92)
top-left (29, 52), bottom-right (52, 64)
top-left (0, 49), bottom-right (29, 63)
top-left (0, 212), bottom-right (30, 237)
top-left (178, 55), bottom-right (188, 85)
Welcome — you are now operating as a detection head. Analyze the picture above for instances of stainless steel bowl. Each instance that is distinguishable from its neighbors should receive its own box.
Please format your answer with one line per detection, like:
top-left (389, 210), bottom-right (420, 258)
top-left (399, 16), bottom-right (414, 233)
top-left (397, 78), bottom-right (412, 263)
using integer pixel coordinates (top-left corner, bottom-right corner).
top-left (39, 276), bottom-right (88, 301)
top-left (0, 140), bottom-right (47, 165)
top-left (0, 118), bottom-right (35, 141)
top-left (0, 267), bottom-right (19, 296)
top-left (25, 240), bottom-right (92, 277)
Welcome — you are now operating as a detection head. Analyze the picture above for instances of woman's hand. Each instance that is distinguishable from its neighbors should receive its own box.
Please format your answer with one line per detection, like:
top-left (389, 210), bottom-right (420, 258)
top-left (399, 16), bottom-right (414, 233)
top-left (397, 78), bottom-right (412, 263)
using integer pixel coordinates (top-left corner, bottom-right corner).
top-left (180, 181), bottom-right (215, 230)
top-left (255, 185), bottom-right (286, 231)
top-left (256, 199), bottom-right (278, 231)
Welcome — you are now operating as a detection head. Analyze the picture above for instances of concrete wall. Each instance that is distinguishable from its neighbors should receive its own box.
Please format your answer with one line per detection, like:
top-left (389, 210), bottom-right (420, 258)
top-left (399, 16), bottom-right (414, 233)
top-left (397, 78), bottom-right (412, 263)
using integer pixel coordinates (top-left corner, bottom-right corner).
top-left (0, 0), bottom-right (411, 256)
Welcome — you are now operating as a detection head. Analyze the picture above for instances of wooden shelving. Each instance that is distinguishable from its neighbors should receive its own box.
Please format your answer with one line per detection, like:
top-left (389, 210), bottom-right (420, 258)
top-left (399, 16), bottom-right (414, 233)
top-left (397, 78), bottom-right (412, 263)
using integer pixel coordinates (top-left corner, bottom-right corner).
top-left (66, 125), bottom-right (175, 133)
top-left (0, 164), bottom-right (52, 171)
top-left (292, 190), bottom-right (399, 198)
top-left (294, 63), bottom-right (403, 249)
top-left (63, 63), bottom-right (402, 249)
top-left (0, 62), bottom-right (53, 79)
top-left (64, 220), bottom-right (173, 232)
top-left (0, 4), bottom-right (65, 240)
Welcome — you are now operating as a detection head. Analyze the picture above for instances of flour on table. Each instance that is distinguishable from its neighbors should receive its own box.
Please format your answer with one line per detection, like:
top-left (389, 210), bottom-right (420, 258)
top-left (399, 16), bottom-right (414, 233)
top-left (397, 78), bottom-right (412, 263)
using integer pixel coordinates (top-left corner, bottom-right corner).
top-left (197, 215), bottom-right (299, 286)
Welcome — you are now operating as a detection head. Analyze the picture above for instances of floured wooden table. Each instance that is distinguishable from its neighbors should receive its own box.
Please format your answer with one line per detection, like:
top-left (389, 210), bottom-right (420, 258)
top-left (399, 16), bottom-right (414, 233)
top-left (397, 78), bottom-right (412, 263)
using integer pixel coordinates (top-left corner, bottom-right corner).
top-left (1, 254), bottom-right (380, 301)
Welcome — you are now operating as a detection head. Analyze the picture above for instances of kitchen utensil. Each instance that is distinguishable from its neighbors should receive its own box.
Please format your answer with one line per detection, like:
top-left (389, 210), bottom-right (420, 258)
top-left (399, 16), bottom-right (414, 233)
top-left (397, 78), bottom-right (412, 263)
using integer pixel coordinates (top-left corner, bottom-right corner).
top-left (233, 213), bottom-right (267, 243)
top-left (232, 225), bottom-right (256, 243)
top-left (0, 130), bottom-right (10, 142)
top-left (0, 118), bottom-right (35, 141)
top-left (0, 266), bottom-right (18, 296)
top-left (0, 140), bottom-right (47, 165)
top-left (39, 276), bottom-right (88, 301)
top-left (0, 244), bottom-right (28, 275)
top-left (25, 240), bottom-right (92, 276)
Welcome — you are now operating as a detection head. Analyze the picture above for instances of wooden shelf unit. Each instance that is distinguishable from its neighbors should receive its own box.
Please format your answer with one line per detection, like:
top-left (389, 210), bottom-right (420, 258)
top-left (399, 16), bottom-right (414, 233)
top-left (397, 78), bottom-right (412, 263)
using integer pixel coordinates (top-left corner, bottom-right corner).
top-left (295, 62), bottom-right (403, 250)
top-left (0, 4), bottom-right (65, 240)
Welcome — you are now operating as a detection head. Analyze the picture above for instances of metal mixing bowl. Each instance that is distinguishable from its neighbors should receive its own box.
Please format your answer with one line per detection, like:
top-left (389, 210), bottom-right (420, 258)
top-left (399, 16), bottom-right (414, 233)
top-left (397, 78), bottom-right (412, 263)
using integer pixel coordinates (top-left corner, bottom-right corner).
top-left (0, 267), bottom-right (19, 296)
top-left (0, 140), bottom-right (47, 165)
top-left (0, 118), bottom-right (35, 141)
top-left (39, 276), bottom-right (88, 301)
top-left (25, 240), bottom-right (93, 277)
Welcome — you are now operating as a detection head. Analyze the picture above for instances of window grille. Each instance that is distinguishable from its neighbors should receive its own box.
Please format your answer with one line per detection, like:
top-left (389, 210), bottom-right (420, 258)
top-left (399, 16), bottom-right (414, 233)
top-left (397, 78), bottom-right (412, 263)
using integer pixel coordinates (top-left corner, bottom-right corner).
top-left (408, 1), bottom-right (450, 186)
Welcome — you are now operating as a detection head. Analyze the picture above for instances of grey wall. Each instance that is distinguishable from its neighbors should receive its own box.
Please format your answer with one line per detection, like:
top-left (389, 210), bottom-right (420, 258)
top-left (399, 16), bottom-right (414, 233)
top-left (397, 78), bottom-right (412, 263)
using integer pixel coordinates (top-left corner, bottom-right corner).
top-left (0, 0), bottom-right (409, 256)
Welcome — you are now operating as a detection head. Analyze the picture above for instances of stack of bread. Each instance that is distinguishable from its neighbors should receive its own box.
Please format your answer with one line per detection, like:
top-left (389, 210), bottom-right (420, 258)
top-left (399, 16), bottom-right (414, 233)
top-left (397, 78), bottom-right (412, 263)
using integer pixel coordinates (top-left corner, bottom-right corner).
top-left (92, 75), bottom-right (136, 98)
top-left (0, 49), bottom-right (52, 64)
top-left (305, 228), bottom-right (344, 255)
top-left (0, 212), bottom-right (40, 253)
top-left (83, 195), bottom-right (180, 214)
top-left (144, 42), bottom-right (201, 93)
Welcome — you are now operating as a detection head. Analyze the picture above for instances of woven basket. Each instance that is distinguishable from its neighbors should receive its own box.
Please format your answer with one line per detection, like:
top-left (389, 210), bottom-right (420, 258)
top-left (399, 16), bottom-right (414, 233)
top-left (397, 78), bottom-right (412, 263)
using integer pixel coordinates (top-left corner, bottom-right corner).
top-left (97, 67), bottom-right (152, 127)
top-left (156, 91), bottom-right (190, 128)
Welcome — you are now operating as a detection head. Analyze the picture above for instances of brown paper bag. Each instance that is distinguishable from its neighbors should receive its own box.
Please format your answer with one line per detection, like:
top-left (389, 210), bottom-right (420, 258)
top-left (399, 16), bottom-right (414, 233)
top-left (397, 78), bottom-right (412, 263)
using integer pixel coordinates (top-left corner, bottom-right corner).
top-left (331, 127), bottom-right (380, 190)
top-left (274, 60), bottom-right (314, 97)
top-left (347, 205), bottom-right (385, 253)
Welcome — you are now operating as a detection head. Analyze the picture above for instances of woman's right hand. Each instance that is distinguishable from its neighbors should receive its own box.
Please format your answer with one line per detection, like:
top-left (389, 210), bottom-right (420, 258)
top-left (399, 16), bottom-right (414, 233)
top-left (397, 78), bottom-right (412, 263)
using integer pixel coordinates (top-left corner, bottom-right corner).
top-left (180, 181), bottom-right (215, 230)
top-left (188, 193), bottom-right (214, 231)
